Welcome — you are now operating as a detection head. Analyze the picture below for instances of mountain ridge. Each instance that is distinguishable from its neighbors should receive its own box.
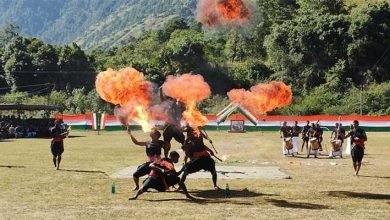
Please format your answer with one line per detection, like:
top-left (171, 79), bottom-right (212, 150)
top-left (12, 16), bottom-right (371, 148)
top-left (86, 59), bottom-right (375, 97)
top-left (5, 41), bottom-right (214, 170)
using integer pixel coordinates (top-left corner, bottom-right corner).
top-left (0, 0), bottom-right (197, 50)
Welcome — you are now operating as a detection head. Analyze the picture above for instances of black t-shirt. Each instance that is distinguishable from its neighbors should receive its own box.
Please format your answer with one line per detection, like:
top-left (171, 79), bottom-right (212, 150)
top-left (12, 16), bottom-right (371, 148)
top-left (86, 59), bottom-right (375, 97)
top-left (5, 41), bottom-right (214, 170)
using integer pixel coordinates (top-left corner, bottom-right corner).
top-left (280, 126), bottom-right (291, 138)
top-left (291, 125), bottom-right (301, 137)
top-left (348, 128), bottom-right (366, 140)
top-left (50, 126), bottom-right (66, 139)
top-left (145, 140), bottom-right (165, 157)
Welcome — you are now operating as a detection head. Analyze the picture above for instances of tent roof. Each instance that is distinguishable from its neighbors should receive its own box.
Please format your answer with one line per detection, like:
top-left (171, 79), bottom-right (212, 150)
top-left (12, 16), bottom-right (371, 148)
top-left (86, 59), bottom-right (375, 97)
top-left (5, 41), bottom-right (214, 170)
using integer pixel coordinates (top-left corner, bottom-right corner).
top-left (216, 103), bottom-right (257, 125)
top-left (0, 104), bottom-right (63, 111)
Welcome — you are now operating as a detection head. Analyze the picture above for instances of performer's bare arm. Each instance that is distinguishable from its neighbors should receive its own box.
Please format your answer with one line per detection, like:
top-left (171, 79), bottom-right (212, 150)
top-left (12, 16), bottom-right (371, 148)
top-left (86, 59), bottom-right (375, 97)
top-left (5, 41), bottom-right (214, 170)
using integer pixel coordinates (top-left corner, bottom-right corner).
top-left (149, 163), bottom-right (165, 174)
top-left (163, 143), bottom-right (169, 158)
top-left (159, 86), bottom-right (165, 102)
top-left (362, 131), bottom-right (367, 141)
top-left (343, 131), bottom-right (352, 139)
top-left (127, 130), bottom-right (146, 146)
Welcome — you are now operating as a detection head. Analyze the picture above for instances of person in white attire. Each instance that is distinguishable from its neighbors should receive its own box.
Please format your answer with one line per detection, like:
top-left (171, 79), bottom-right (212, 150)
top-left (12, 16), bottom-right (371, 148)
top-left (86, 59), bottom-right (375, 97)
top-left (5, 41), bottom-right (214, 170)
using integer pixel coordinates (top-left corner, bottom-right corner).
top-left (291, 121), bottom-right (301, 156)
top-left (279, 121), bottom-right (292, 156)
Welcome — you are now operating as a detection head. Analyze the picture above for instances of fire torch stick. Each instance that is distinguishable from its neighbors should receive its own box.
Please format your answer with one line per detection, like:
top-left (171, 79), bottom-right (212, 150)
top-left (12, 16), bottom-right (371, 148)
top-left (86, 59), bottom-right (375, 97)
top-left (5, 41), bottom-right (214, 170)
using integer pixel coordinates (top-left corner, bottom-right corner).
top-left (202, 128), bottom-right (218, 154)
top-left (212, 154), bottom-right (223, 162)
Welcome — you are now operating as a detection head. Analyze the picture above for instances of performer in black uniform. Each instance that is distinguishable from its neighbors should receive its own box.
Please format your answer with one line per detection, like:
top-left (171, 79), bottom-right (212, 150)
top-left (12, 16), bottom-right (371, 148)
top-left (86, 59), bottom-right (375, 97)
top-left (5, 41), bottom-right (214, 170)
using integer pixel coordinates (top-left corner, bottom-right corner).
top-left (160, 87), bottom-right (186, 156)
top-left (129, 151), bottom-right (193, 200)
top-left (179, 126), bottom-right (219, 189)
top-left (49, 120), bottom-right (69, 170)
top-left (301, 121), bottom-right (311, 153)
top-left (344, 120), bottom-right (367, 176)
top-left (128, 129), bottom-right (168, 190)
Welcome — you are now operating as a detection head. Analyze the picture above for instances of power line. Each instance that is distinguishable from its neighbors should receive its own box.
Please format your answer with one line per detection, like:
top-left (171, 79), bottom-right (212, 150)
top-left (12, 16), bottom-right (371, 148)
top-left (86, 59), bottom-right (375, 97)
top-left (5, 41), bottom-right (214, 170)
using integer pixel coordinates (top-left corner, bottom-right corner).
top-left (0, 70), bottom-right (97, 74)
top-left (0, 83), bottom-right (53, 91)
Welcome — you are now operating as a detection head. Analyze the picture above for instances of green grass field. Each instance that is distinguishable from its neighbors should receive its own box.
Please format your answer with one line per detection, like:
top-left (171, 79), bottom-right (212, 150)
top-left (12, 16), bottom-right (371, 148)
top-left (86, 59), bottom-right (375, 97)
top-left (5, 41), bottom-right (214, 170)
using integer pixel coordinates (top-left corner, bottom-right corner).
top-left (1, 130), bottom-right (389, 219)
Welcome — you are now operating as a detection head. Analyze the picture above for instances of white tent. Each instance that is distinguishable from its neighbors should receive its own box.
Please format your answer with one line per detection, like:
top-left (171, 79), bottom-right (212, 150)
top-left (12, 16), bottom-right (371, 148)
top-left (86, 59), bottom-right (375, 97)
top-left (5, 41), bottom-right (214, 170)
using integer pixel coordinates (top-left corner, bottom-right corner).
top-left (216, 103), bottom-right (257, 126)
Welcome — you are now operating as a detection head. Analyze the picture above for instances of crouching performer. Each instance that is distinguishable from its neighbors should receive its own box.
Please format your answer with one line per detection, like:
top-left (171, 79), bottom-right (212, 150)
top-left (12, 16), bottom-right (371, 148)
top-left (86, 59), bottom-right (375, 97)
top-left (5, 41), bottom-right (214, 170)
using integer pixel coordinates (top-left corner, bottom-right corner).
top-left (128, 129), bottom-right (167, 191)
top-left (179, 126), bottom-right (219, 189)
top-left (129, 151), bottom-right (193, 200)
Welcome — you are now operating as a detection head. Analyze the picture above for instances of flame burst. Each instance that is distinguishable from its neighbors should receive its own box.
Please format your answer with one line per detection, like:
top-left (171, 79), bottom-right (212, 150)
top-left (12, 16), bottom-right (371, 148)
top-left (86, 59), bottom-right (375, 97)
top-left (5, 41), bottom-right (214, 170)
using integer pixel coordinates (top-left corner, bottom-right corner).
top-left (95, 67), bottom-right (152, 132)
top-left (197, 0), bottom-right (252, 28)
top-left (162, 74), bottom-right (211, 134)
top-left (227, 81), bottom-right (292, 115)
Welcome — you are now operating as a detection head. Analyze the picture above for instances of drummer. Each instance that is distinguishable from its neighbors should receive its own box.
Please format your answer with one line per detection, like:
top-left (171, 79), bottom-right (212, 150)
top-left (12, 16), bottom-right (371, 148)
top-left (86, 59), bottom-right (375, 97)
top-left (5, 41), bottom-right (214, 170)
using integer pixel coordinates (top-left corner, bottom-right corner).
top-left (307, 123), bottom-right (319, 158)
top-left (329, 123), bottom-right (346, 158)
top-left (279, 121), bottom-right (292, 155)
top-left (291, 121), bottom-right (301, 155)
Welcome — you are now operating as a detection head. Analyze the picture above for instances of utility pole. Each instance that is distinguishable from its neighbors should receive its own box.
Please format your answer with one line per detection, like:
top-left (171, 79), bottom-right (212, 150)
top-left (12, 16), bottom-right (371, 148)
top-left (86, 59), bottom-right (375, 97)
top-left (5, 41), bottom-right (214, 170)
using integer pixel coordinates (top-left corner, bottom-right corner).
top-left (359, 85), bottom-right (363, 115)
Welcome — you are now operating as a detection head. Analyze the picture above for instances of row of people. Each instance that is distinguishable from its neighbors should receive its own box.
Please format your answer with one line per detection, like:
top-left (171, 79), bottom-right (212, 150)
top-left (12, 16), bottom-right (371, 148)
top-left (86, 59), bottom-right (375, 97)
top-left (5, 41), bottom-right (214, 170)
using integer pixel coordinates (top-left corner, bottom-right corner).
top-left (280, 120), bottom-right (367, 176)
top-left (0, 115), bottom-right (57, 139)
top-left (280, 121), bottom-right (324, 157)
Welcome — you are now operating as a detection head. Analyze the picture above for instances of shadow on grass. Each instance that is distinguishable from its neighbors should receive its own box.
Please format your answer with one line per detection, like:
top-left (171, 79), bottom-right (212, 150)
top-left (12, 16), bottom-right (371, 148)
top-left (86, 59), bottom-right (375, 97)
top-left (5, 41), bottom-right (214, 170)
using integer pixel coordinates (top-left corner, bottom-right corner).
top-left (327, 191), bottom-right (390, 200)
top-left (358, 175), bottom-right (390, 179)
top-left (60, 169), bottom-right (108, 176)
top-left (141, 188), bottom-right (277, 205)
top-left (265, 199), bottom-right (330, 209)
top-left (191, 188), bottom-right (277, 199)
top-left (0, 139), bottom-right (15, 142)
top-left (67, 135), bottom-right (86, 138)
top-left (0, 165), bottom-right (26, 168)
top-left (144, 197), bottom-right (256, 205)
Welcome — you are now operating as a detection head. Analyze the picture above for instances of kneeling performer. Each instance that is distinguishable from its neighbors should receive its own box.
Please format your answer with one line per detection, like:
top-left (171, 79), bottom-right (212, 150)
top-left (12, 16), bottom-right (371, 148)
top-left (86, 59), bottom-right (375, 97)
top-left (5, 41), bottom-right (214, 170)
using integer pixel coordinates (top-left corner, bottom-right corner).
top-left (129, 151), bottom-right (193, 200)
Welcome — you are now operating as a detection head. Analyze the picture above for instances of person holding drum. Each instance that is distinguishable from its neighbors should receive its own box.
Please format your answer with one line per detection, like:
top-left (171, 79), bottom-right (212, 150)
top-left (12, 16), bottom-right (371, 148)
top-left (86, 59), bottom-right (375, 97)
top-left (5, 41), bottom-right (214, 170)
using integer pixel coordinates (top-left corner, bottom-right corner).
top-left (329, 123), bottom-right (346, 158)
top-left (279, 121), bottom-right (293, 156)
top-left (291, 121), bottom-right (301, 155)
top-left (344, 120), bottom-right (367, 176)
top-left (307, 123), bottom-right (320, 158)
top-left (316, 123), bottom-right (324, 151)
top-left (301, 121), bottom-right (311, 153)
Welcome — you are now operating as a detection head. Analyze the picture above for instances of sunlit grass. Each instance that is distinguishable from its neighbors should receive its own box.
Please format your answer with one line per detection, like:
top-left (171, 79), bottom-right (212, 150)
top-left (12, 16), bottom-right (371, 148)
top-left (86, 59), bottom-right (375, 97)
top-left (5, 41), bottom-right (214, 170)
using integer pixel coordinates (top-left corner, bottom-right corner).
top-left (0, 130), bottom-right (389, 219)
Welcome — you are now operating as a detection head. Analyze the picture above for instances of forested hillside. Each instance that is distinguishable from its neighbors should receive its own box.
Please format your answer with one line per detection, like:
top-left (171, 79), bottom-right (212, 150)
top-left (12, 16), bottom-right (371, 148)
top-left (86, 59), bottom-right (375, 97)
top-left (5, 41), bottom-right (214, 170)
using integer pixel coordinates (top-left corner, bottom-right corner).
top-left (0, 0), bottom-right (389, 116)
top-left (0, 0), bottom-right (196, 49)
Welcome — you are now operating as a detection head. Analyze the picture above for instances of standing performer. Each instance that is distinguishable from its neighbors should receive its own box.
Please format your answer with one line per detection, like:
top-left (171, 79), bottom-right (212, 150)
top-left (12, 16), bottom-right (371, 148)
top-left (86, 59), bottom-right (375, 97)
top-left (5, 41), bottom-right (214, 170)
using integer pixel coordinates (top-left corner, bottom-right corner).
top-left (316, 123), bottom-right (324, 152)
top-left (307, 123), bottom-right (319, 158)
top-left (160, 87), bottom-right (186, 156)
top-left (129, 151), bottom-right (194, 200)
top-left (344, 120), bottom-right (367, 176)
top-left (180, 126), bottom-right (219, 189)
top-left (291, 121), bottom-right (301, 155)
top-left (50, 119), bottom-right (69, 170)
top-left (128, 129), bottom-right (168, 190)
top-left (301, 121), bottom-right (311, 153)
top-left (279, 121), bottom-right (292, 155)
top-left (329, 123), bottom-right (346, 158)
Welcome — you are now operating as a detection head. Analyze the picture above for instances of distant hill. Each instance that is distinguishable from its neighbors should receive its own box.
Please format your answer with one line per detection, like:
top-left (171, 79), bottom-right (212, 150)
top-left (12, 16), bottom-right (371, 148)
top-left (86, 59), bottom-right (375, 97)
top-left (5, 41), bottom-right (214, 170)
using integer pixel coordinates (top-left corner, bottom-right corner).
top-left (0, 0), bottom-right (196, 50)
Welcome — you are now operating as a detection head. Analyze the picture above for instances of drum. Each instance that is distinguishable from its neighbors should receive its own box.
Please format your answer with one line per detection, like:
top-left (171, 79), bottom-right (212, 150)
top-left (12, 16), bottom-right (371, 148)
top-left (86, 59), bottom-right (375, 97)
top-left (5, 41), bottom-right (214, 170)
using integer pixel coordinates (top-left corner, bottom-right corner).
top-left (284, 138), bottom-right (293, 150)
top-left (330, 139), bottom-right (341, 151)
top-left (310, 137), bottom-right (319, 150)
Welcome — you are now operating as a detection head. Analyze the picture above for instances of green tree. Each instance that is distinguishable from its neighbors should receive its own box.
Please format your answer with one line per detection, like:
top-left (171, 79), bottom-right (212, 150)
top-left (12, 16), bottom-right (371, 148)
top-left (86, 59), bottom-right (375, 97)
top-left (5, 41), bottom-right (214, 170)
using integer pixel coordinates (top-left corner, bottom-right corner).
top-left (160, 29), bottom-right (205, 74)
top-left (347, 2), bottom-right (390, 84)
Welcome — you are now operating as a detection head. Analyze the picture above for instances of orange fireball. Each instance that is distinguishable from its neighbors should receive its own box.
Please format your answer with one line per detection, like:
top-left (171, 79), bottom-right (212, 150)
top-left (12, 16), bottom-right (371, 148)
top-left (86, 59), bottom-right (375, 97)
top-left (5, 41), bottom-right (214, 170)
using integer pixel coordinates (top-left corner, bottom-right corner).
top-left (162, 73), bottom-right (211, 134)
top-left (95, 67), bottom-right (152, 132)
top-left (228, 81), bottom-right (292, 115)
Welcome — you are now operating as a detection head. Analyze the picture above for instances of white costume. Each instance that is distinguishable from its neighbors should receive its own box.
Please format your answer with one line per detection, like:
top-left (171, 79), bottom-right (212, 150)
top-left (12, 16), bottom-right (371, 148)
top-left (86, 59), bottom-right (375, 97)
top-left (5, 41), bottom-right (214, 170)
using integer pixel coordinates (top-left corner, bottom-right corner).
top-left (329, 139), bottom-right (343, 158)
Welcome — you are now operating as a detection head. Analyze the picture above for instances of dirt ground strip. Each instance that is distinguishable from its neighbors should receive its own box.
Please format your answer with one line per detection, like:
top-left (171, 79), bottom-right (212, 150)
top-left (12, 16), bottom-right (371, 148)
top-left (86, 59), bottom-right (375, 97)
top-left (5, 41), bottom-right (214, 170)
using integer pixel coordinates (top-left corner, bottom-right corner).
top-left (110, 165), bottom-right (291, 180)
